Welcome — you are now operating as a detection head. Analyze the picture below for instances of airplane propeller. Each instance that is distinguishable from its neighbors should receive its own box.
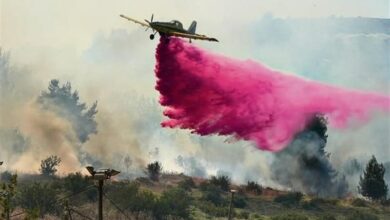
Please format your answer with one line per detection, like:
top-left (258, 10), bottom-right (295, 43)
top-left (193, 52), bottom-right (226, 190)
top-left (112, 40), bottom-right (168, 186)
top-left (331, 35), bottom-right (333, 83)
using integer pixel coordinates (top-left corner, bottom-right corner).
top-left (144, 14), bottom-right (154, 24)
top-left (144, 14), bottom-right (154, 31)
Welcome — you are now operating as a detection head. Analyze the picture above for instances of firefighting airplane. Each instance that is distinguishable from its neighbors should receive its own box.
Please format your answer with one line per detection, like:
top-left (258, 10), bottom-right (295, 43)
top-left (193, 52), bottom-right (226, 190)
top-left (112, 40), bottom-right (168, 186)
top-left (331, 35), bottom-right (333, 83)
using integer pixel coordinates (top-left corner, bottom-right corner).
top-left (120, 14), bottom-right (219, 42)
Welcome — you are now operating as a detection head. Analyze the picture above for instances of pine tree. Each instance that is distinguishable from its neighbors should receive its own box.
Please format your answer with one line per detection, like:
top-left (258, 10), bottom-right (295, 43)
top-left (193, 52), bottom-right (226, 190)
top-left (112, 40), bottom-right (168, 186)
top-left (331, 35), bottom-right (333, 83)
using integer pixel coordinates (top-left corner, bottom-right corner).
top-left (359, 155), bottom-right (388, 201)
top-left (38, 79), bottom-right (98, 143)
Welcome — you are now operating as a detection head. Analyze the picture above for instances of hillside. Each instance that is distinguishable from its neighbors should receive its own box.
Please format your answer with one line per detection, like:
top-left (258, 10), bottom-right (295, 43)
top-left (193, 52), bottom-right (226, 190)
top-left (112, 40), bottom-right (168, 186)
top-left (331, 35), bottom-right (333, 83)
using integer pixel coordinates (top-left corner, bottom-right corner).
top-left (3, 172), bottom-right (389, 220)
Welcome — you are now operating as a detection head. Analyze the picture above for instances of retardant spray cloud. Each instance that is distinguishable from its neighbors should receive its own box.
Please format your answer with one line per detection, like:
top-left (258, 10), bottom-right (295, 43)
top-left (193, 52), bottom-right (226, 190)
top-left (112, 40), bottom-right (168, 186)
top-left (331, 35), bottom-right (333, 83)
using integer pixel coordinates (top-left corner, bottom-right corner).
top-left (155, 38), bottom-right (390, 151)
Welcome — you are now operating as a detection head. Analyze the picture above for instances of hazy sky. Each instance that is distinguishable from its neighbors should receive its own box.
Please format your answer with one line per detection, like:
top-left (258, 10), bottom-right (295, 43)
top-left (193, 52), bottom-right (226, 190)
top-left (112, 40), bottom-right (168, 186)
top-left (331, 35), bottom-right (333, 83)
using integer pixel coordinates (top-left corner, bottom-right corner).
top-left (1, 0), bottom-right (389, 96)
top-left (1, 0), bottom-right (389, 51)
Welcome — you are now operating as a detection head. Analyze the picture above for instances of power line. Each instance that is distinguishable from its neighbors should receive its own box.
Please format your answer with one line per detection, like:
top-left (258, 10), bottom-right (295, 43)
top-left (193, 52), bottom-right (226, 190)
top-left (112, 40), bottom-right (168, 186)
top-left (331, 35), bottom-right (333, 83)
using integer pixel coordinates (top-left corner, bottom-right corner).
top-left (102, 192), bottom-right (131, 220)
top-left (68, 207), bottom-right (94, 220)
top-left (10, 184), bottom-right (96, 219)
top-left (57, 185), bottom-right (97, 203)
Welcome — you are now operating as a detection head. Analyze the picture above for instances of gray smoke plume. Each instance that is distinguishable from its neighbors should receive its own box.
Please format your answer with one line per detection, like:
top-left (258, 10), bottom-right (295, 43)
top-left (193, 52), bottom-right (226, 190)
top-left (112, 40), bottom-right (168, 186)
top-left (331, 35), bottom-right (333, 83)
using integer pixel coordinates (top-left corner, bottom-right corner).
top-left (175, 155), bottom-right (207, 177)
top-left (271, 116), bottom-right (348, 197)
top-left (0, 128), bottom-right (30, 166)
top-left (384, 162), bottom-right (390, 187)
top-left (342, 158), bottom-right (363, 176)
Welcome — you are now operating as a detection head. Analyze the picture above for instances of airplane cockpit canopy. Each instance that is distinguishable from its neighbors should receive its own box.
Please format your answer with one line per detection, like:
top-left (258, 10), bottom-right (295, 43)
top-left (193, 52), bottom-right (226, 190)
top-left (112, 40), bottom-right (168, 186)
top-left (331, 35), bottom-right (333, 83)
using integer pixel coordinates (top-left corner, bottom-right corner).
top-left (170, 20), bottom-right (183, 29)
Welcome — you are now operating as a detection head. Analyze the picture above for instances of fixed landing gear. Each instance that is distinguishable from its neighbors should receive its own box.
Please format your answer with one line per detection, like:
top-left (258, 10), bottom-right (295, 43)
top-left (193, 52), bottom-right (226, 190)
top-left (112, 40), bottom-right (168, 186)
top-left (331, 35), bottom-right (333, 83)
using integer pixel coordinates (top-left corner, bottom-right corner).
top-left (149, 34), bottom-right (155, 40)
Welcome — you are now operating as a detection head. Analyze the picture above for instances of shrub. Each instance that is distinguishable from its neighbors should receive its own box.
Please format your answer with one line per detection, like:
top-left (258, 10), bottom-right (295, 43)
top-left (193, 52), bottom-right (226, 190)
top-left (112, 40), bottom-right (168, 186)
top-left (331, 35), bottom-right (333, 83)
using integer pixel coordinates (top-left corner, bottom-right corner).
top-left (351, 198), bottom-right (367, 207)
top-left (233, 193), bottom-right (247, 208)
top-left (246, 181), bottom-right (262, 195)
top-left (17, 182), bottom-right (58, 217)
top-left (62, 172), bottom-right (96, 203)
top-left (301, 198), bottom-right (336, 210)
top-left (252, 213), bottom-right (265, 220)
top-left (133, 190), bottom-right (157, 216)
top-left (236, 210), bottom-right (250, 219)
top-left (146, 161), bottom-right (162, 181)
top-left (200, 183), bottom-right (225, 206)
top-left (195, 201), bottom-right (231, 217)
top-left (274, 192), bottom-right (303, 207)
top-left (381, 199), bottom-right (390, 206)
top-left (106, 181), bottom-right (140, 211)
top-left (301, 200), bottom-right (319, 210)
top-left (309, 198), bottom-right (338, 206)
top-left (318, 213), bottom-right (337, 220)
top-left (178, 177), bottom-right (195, 191)
top-left (346, 210), bottom-right (379, 220)
top-left (271, 213), bottom-right (309, 220)
top-left (154, 187), bottom-right (192, 219)
top-left (210, 175), bottom-right (231, 191)
top-left (0, 173), bottom-right (17, 219)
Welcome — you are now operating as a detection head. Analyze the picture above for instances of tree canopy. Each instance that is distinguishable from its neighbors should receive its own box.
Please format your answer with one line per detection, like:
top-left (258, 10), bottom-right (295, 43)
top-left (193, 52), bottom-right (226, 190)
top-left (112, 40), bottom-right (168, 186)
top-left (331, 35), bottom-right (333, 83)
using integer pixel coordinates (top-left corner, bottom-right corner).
top-left (38, 79), bottom-right (98, 143)
top-left (40, 155), bottom-right (61, 176)
top-left (359, 155), bottom-right (388, 201)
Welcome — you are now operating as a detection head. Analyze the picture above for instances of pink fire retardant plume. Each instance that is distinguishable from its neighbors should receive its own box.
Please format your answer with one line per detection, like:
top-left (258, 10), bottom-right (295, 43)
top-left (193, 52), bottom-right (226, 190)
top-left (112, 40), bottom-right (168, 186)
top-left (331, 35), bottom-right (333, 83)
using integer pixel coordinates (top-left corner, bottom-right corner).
top-left (154, 37), bottom-right (390, 151)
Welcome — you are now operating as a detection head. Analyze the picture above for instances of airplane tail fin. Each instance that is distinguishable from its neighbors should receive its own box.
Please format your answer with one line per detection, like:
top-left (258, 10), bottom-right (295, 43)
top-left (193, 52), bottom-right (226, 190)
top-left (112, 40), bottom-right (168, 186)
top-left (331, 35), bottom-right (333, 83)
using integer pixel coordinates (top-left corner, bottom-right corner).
top-left (188, 21), bottom-right (197, 34)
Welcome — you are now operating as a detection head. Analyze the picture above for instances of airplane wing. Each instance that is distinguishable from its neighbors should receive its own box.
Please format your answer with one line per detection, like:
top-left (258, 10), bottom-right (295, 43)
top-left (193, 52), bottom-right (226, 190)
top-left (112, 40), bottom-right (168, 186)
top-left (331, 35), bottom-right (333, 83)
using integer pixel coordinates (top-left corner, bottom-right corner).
top-left (169, 31), bottom-right (219, 42)
top-left (120, 14), bottom-right (151, 28)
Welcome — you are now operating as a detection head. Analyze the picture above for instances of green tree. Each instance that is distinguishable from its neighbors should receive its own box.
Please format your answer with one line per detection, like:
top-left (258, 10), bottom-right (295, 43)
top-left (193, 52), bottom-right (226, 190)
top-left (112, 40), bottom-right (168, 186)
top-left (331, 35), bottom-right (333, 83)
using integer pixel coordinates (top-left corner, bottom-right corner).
top-left (210, 175), bottom-right (231, 191)
top-left (358, 155), bottom-right (388, 201)
top-left (146, 161), bottom-right (162, 181)
top-left (246, 181), bottom-right (262, 195)
top-left (40, 155), bottom-right (61, 176)
top-left (0, 173), bottom-right (17, 220)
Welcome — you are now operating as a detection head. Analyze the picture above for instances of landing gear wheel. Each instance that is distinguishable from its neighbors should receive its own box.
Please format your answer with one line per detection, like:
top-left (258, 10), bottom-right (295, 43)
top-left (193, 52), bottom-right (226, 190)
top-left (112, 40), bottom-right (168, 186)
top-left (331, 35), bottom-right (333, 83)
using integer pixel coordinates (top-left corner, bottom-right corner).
top-left (149, 34), bottom-right (155, 40)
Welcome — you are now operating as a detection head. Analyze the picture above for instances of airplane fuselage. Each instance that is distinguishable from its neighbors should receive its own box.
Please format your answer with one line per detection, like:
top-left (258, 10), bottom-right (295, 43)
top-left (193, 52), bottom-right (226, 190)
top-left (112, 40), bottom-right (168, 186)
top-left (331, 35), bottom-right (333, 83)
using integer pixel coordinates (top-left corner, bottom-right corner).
top-left (119, 14), bottom-right (218, 42)
top-left (150, 22), bottom-right (191, 35)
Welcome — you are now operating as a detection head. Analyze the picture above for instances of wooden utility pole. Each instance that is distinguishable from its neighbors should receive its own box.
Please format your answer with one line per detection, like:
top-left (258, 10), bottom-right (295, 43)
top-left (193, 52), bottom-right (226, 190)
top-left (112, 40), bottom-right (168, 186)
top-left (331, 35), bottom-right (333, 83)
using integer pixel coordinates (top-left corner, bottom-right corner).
top-left (98, 180), bottom-right (103, 220)
top-left (64, 201), bottom-right (73, 220)
top-left (85, 166), bottom-right (120, 220)
top-left (228, 189), bottom-right (237, 220)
